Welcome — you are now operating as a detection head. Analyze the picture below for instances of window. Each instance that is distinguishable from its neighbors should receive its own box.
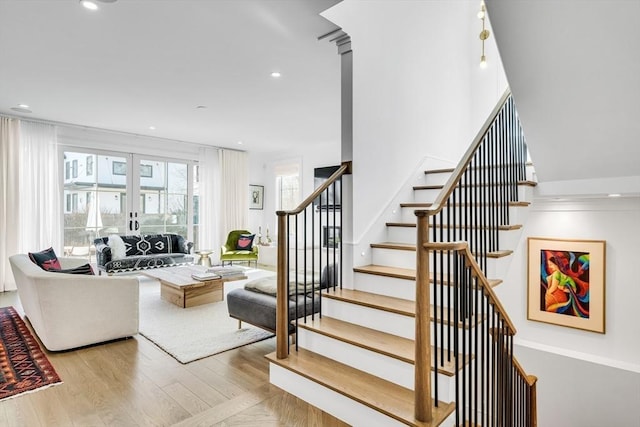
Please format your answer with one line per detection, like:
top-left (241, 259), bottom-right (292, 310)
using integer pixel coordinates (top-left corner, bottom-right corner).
top-left (71, 193), bottom-right (78, 212)
top-left (65, 161), bottom-right (70, 179)
top-left (66, 194), bottom-right (71, 212)
top-left (86, 155), bottom-right (93, 175)
top-left (72, 160), bottom-right (78, 178)
top-left (274, 161), bottom-right (300, 211)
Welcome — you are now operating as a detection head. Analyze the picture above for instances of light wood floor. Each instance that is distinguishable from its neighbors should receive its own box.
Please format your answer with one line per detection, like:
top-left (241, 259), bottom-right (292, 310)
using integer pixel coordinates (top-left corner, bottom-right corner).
top-left (0, 291), bottom-right (348, 427)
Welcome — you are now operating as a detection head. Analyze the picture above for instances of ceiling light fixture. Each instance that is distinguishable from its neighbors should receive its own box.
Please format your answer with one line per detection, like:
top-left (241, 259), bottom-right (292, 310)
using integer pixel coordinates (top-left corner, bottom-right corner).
top-left (80, 0), bottom-right (117, 10)
top-left (237, 141), bottom-right (244, 145)
top-left (149, 126), bottom-right (156, 130)
top-left (608, 193), bottom-right (622, 198)
top-left (80, 1), bottom-right (98, 10)
top-left (270, 72), bottom-right (281, 78)
top-left (10, 106), bottom-right (32, 113)
top-left (478, 1), bottom-right (490, 69)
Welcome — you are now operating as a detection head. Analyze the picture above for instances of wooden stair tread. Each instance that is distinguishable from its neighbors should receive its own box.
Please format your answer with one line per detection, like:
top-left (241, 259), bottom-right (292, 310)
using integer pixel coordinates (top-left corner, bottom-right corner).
top-left (299, 315), bottom-right (468, 376)
top-left (415, 181), bottom-right (536, 190)
top-left (266, 347), bottom-right (455, 427)
top-left (371, 242), bottom-right (416, 251)
top-left (354, 264), bottom-right (415, 280)
top-left (385, 222), bottom-right (523, 231)
top-left (353, 264), bottom-right (502, 288)
top-left (413, 185), bottom-right (444, 190)
top-left (400, 202), bottom-right (434, 208)
top-left (401, 201), bottom-right (529, 208)
top-left (424, 168), bottom-right (455, 174)
top-left (371, 242), bottom-right (514, 259)
top-left (321, 289), bottom-right (484, 328)
top-left (323, 288), bottom-right (415, 316)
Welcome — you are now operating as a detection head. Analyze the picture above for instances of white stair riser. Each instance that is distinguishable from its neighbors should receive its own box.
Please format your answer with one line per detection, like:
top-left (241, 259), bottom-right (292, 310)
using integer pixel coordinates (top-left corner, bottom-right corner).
top-left (370, 247), bottom-right (509, 278)
top-left (354, 271), bottom-right (490, 311)
top-left (353, 272), bottom-right (416, 300)
top-left (322, 298), bottom-right (415, 339)
top-left (297, 328), bottom-right (456, 402)
top-left (387, 225), bottom-right (521, 253)
top-left (270, 363), bottom-right (405, 427)
top-left (412, 188), bottom-right (441, 202)
top-left (519, 185), bottom-right (533, 200)
top-left (371, 247), bottom-right (416, 270)
top-left (424, 171), bottom-right (452, 186)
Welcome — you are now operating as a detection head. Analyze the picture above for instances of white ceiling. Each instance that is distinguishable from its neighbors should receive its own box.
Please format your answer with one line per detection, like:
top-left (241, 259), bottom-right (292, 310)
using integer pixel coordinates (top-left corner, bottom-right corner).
top-left (0, 0), bottom-right (342, 154)
top-left (486, 0), bottom-right (640, 185)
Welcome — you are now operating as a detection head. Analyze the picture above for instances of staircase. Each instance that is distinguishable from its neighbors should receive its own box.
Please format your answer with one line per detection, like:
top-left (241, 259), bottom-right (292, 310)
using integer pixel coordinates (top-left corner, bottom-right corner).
top-left (267, 91), bottom-right (538, 426)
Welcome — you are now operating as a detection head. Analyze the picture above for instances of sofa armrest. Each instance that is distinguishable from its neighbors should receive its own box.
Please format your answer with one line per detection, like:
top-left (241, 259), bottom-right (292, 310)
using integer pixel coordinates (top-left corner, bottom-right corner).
top-left (94, 241), bottom-right (112, 266)
top-left (34, 273), bottom-right (139, 351)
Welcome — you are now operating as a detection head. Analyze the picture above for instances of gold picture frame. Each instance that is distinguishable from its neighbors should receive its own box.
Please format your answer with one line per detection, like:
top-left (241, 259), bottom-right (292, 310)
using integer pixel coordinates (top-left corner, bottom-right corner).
top-left (527, 237), bottom-right (606, 334)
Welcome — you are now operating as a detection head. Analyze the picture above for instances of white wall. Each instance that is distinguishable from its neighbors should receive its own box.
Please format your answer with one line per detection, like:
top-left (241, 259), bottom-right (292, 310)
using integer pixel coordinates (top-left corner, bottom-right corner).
top-left (248, 144), bottom-right (341, 243)
top-left (322, 0), bottom-right (508, 243)
top-left (493, 196), bottom-right (640, 425)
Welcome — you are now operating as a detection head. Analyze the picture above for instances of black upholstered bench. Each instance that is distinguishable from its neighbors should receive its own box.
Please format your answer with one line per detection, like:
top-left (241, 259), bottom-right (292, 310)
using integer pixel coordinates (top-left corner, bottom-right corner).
top-left (226, 264), bottom-right (337, 334)
top-left (227, 288), bottom-right (319, 334)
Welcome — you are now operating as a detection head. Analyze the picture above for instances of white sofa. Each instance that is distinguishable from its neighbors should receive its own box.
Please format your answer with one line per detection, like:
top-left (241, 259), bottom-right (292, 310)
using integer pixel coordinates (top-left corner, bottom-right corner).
top-left (9, 254), bottom-right (139, 351)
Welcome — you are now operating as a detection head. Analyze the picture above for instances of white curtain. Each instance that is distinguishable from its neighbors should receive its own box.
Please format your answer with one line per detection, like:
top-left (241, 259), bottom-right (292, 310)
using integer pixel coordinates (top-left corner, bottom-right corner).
top-left (219, 149), bottom-right (249, 237)
top-left (18, 121), bottom-right (61, 255)
top-left (0, 117), bottom-right (21, 291)
top-left (197, 146), bottom-right (221, 263)
top-left (0, 118), bottom-right (60, 292)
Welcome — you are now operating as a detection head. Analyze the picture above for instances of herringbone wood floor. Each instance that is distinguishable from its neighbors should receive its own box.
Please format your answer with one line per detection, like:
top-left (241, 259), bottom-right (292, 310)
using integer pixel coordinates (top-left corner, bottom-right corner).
top-left (0, 291), bottom-right (348, 426)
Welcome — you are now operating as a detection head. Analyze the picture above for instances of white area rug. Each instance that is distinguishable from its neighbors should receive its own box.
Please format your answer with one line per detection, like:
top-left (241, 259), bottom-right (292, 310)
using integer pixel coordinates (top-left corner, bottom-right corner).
top-left (138, 268), bottom-right (276, 364)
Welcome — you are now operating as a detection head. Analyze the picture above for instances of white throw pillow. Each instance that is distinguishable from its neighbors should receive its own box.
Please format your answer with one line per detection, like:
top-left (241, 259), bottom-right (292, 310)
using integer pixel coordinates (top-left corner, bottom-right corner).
top-left (108, 235), bottom-right (127, 260)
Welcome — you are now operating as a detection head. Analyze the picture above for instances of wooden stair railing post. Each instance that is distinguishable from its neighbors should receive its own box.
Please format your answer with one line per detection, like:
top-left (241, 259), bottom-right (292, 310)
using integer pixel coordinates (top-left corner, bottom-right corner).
top-left (414, 211), bottom-right (432, 422)
top-left (528, 375), bottom-right (538, 427)
top-left (276, 211), bottom-right (288, 359)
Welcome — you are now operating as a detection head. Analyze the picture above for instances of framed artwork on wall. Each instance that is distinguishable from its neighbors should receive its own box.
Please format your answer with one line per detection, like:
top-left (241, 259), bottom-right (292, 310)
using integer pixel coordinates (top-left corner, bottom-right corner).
top-left (527, 237), bottom-right (606, 334)
top-left (249, 184), bottom-right (264, 210)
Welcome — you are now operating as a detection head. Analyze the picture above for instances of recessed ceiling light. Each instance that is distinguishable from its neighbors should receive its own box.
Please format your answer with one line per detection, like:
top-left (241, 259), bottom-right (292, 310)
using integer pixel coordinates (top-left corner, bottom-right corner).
top-left (237, 141), bottom-right (244, 145)
top-left (270, 72), bottom-right (281, 78)
top-left (11, 106), bottom-right (32, 113)
top-left (149, 126), bottom-right (156, 130)
top-left (608, 193), bottom-right (621, 197)
top-left (80, 0), bottom-right (99, 10)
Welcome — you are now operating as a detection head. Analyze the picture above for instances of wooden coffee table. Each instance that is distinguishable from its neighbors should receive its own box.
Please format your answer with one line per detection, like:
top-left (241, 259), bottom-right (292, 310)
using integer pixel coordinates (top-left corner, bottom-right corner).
top-left (141, 265), bottom-right (247, 308)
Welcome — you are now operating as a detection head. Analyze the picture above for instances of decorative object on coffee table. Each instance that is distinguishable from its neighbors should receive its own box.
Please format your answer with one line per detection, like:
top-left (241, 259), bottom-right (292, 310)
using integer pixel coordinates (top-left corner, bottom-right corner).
top-left (0, 306), bottom-right (62, 401)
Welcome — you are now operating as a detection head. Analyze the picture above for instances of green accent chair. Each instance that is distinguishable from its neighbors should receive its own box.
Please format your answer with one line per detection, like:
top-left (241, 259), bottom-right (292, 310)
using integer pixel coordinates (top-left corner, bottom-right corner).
top-left (220, 229), bottom-right (259, 267)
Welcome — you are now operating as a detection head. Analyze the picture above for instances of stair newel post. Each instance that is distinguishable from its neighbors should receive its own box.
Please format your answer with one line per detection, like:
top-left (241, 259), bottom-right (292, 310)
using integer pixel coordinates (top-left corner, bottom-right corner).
top-left (414, 211), bottom-right (433, 422)
top-left (528, 375), bottom-right (538, 427)
top-left (276, 211), bottom-right (288, 359)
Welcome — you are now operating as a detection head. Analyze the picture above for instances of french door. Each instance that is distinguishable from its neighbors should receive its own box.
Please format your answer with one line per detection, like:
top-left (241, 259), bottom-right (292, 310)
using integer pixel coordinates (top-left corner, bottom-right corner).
top-left (62, 149), bottom-right (198, 254)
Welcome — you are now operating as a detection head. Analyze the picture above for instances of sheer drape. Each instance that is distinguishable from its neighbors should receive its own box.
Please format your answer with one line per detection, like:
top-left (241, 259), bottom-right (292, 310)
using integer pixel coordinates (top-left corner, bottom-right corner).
top-left (0, 118), bottom-right (60, 291)
top-left (0, 117), bottom-right (21, 291)
top-left (197, 146), bottom-right (222, 263)
top-left (219, 149), bottom-right (248, 237)
top-left (18, 121), bottom-right (61, 254)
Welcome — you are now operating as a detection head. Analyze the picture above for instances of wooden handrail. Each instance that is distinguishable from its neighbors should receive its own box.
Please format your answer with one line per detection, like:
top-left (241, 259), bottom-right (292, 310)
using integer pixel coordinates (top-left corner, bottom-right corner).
top-left (424, 241), bottom-right (517, 335)
top-left (420, 89), bottom-right (512, 217)
top-left (275, 160), bottom-right (351, 360)
top-left (278, 161), bottom-right (351, 216)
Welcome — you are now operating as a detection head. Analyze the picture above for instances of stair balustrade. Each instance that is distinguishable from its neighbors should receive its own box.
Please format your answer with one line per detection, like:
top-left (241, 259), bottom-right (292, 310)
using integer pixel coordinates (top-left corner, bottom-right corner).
top-left (415, 90), bottom-right (537, 425)
top-left (276, 161), bottom-right (350, 359)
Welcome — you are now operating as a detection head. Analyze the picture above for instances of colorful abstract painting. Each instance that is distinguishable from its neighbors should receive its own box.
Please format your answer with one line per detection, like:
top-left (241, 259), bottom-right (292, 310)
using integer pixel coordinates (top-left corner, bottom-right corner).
top-left (528, 237), bottom-right (606, 334)
top-left (539, 249), bottom-right (590, 318)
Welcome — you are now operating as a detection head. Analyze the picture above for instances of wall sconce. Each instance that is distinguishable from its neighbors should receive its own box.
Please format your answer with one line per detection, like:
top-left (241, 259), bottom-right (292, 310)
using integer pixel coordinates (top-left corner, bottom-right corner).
top-left (478, 1), bottom-right (490, 68)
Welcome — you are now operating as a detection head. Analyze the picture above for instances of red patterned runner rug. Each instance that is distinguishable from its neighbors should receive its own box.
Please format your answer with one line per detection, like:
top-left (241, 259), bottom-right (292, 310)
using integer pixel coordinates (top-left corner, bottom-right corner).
top-left (0, 306), bottom-right (62, 401)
